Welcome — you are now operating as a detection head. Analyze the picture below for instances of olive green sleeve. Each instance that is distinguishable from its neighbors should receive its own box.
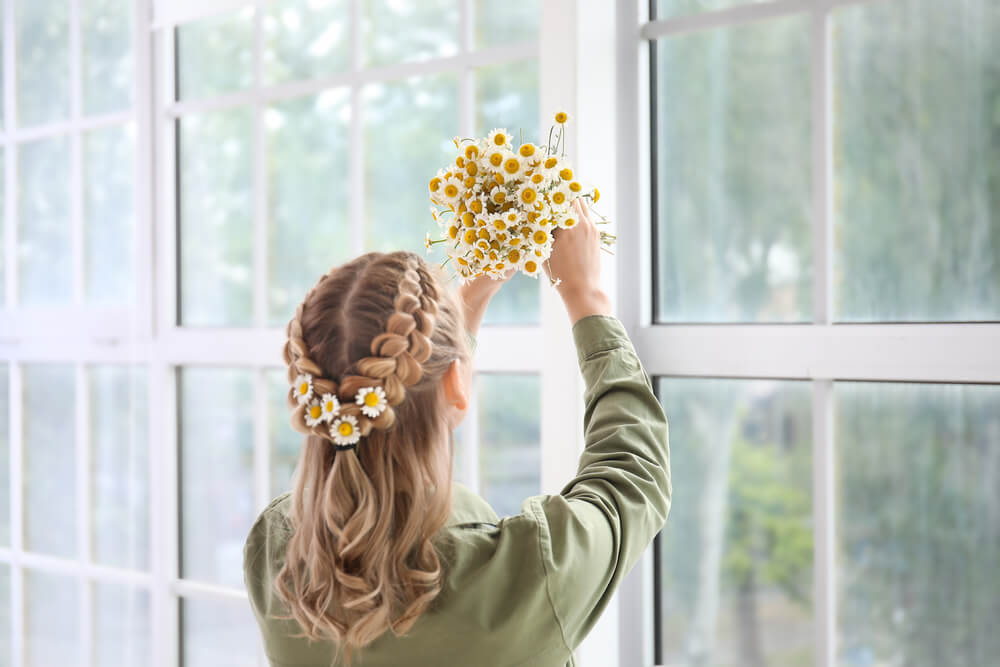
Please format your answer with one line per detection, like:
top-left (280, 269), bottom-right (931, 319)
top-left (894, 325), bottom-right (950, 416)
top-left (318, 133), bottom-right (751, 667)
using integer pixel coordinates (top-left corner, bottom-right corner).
top-left (524, 313), bottom-right (671, 650)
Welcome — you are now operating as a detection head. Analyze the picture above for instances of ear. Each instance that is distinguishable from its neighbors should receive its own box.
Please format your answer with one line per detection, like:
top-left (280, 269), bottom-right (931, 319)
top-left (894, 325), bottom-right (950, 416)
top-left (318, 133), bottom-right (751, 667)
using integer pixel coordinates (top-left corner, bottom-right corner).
top-left (442, 358), bottom-right (469, 412)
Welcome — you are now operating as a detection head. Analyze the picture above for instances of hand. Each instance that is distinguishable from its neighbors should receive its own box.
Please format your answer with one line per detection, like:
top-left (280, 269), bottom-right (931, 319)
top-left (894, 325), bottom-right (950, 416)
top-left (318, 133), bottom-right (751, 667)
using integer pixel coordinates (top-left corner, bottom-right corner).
top-left (458, 267), bottom-right (516, 336)
top-left (544, 200), bottom-right (612, 323)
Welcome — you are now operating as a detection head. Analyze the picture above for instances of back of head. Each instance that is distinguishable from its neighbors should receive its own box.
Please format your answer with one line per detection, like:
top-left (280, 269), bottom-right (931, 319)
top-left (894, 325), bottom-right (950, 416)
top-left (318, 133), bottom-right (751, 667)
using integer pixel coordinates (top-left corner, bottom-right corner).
top-left (273, 250), bottom-right (470, 662)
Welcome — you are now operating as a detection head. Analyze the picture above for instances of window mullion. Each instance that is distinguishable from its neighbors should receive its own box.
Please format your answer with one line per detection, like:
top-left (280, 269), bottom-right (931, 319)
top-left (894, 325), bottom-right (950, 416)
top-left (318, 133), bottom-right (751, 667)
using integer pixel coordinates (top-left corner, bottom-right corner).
top-left (9, 361), bottom-right (25, 667)
top-left (813, 379), bottom-right (836, 667)
top-left (348, 0), bottom-right (364, 256)
top-left (251, 2), bottom-right (267, 329)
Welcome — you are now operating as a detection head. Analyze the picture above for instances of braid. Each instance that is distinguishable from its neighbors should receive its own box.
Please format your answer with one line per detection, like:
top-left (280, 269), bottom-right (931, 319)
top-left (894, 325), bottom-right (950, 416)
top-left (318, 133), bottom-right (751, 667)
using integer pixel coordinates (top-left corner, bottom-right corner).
top-left (282, 256), bottom-right (440, 444)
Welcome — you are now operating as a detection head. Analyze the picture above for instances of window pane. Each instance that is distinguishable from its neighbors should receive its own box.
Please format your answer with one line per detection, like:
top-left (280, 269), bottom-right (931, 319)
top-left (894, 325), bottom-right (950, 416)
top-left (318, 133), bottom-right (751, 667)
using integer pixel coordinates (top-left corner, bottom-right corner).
top-left (267, 368), bottom-right (301, 496)
top-left (0, 364), bottom-right (8, 546)
top-left (18, 136), bottom-right (72, 306)
top-left (16, 0), bottom-right (69, 126)
top-left (181, 596), bottom-right (261, 667)
top-left (363, 74), bottom-right (459, 252)
top-left (475, 60), bottom-right (541, 325)
top-left (23, 364), bottom-right (76, 558)
top-left (179, 110), bottom-right (253, 326)
top-left (656, 378), bottom-right (813, 666)
top-left (474, 0), bottom-right (539, 49)
top-left (176, 7), bottom-right (254, 101)
top-left (85, 123), bottom-right (136, 305)
top-left (90, 365), bottom-right (149, 570)
top-left (833, 0), bottom-right (1000, 322)
top-left (93, 582), bottom-right (151, 667)
top-left (653, 18), bottom-right (812, 322)
top-left (654, 0), bottom-right (771, 20)
top-left (0, 147), bottom-right (4, 306)
top-left (361, 0), bottom-right (458, 67)
top-left (25, 570), bottom-right (80, 667)
top-left (477, 374), bottom-right (540, 518)
top-left (837, 382), bottom-right (1000, 665)
top-left (179, 368), bottom-right (254, 588)
top-left (0, 565), bottom-right (9, 666)
top-left (267, 91), bottom-right (351, 326)
top-left (82, 0), bottom-right (134, 114)
top-left (262, 0), bottom-right (349, 84)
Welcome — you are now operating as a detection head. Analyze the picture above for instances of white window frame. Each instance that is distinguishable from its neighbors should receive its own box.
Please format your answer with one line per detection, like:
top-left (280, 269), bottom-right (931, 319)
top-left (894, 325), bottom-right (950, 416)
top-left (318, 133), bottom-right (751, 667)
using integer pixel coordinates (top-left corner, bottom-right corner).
top-left (614, 1), bottom-right (1000, 666)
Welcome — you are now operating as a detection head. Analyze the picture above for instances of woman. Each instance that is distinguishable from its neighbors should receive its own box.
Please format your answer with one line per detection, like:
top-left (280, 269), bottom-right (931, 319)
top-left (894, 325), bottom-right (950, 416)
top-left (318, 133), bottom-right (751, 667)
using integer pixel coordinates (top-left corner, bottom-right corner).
top-left (243, 201), bottom-right (671, 666)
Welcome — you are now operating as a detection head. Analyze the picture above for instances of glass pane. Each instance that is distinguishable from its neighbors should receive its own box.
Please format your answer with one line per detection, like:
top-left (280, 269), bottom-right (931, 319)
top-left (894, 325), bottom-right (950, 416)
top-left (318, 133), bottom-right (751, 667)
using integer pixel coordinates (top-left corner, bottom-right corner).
top-left (0, 364), bottom-right (8, 545)
top-left (18, 136), bottom-right (72, 306)
top-left (451, 413), bottom-right (474, 489)
top-left (0, 565), bottom-right (9, 666)
top-left (654, 0), bottom-right (772, 20)
top-left (0, 147), bottom-right (4, 305)
top-left (93, 582), bottom-right (151, 667)
top-left (85, 123), bottom-right (136, 305)
top-left (837, 382), bottom-right (1000, 665)
top-left (176, 7), bottom-right (254, 101)
top-left (179, 368), bottom-right (254, 587)
top-left (363, 74), bottom-right (459, 252)
top-left (179, 109), bottom-right (253, 326)
top-left (266, 91), bottom-right (351, 326)
top-left (25, 570), bottom-right (80, 667)
top-left (477, 374), bottom-right (540, 518)
top-left (474, 0), bottom-right (539, 49)
top-left (82, 0), bottom-right (134, 114)
top-left (833, 0), bottom-right (1000, 322)
top-left (267, 368), bottom-right (301, 496)
top-left (653, 18), bottom-right (812, 322)
top-left (181, 596), bottom-right (261, 667)
top-left (16, 0), bottom-right (70, 126)
top-left (475, 60), bottom-right (541, 325)
top-left (656, 378), bottom-right (813, 666)
top-left (90, 365), bottom-right (149, 570)
top-left (262, 0), bottom-right (350, 84)
top-left (361, 0), bottom-right (458, 67)
top-left (23, 364), bottom-right (76, 557)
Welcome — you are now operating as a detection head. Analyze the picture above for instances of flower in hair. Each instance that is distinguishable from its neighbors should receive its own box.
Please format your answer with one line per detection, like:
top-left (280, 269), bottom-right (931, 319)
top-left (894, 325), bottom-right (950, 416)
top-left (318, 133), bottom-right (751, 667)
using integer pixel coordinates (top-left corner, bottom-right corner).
top-left (356, 386), bottom-right (388, 419)
top-left (331, 415), bottom-right (361, 447)
top-left (304, 399), bottom-right (325, 427)
top-left (319, 393), bottom-right (340, 421)
top-left (293, 373), bottom-right (314, 405)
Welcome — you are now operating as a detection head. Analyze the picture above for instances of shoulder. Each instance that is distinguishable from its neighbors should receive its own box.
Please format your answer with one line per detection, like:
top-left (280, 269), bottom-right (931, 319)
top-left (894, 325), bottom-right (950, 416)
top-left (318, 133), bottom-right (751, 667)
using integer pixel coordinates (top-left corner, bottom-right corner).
top-left (243, 492), bottom-right (293, 578)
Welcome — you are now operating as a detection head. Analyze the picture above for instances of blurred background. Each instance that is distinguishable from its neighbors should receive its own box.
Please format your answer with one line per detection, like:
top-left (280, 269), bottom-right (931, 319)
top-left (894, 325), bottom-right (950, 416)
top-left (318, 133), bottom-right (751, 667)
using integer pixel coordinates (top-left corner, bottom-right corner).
top-left (0, 0), bottom-right (997, 666)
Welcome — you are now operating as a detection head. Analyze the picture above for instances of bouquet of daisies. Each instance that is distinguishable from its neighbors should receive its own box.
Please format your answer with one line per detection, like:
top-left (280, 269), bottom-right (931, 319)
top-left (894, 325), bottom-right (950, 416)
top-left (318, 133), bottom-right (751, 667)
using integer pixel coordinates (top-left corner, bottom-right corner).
top-left (424, 112), bottom-right (614, 285)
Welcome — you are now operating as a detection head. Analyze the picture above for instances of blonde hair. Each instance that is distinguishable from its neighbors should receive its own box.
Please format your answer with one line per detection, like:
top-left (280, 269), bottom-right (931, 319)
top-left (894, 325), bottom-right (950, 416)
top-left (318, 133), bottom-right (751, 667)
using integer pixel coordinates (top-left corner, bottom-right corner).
top-left (272, 250), bottom-right (471, 663)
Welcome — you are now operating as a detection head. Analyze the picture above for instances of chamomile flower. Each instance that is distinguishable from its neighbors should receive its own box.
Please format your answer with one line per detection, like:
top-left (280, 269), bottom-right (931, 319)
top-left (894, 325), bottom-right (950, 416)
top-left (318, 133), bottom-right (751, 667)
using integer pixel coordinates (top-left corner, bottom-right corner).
top-left (529, 225), bottom-right (552, 247)
top-left (518, 183), bottom-right (539, 206)
top-left (554, 111), bottom-right (570, 124)
top-left (330, 415), bottom-right (361, 447)
top-left (501, 154), bottom-right (525, 179)
top-left (484, 147), bottom-right (507, 171)
top-left (522, 257), bottom-right (542, 277)
top-left (355, 386), bottom-right (388, 419)
top-left (319, 393), bottom-right (340, 421)
top-left (549, 183), bottom-right (572, 208)
top-left (293, 373), bottom-right (314, 405)
top-left (487, 128), bottom-right (511, 148)
top-left (304, 399), bottom-right (325, 427)
top-left (440, 176), bottom-right (463, 205)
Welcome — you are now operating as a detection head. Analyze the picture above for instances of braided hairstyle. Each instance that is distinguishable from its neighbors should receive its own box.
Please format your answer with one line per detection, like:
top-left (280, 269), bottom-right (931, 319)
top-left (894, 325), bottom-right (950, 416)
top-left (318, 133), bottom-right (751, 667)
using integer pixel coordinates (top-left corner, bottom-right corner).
top-left (271, 251), bottom-right (471, 663)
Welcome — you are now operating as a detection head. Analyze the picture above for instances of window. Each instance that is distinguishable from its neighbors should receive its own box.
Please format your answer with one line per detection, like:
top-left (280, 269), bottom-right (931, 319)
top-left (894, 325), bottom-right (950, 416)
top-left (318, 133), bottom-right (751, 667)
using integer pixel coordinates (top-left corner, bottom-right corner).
top-left (619, 0), bottom-right (1000, 665)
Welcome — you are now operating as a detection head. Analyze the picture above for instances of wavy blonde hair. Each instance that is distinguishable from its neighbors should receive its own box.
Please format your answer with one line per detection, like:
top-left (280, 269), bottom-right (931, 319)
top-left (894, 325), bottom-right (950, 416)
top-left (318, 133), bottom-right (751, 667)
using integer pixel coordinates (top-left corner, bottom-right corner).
top-left (272, 250), bottom-right (471, 663)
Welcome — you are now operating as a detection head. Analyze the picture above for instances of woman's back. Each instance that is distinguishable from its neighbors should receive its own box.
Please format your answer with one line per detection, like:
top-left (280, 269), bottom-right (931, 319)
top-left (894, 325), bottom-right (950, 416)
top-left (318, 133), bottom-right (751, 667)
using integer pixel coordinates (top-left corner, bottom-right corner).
top-left (244, 312), bottom-right (671, 666)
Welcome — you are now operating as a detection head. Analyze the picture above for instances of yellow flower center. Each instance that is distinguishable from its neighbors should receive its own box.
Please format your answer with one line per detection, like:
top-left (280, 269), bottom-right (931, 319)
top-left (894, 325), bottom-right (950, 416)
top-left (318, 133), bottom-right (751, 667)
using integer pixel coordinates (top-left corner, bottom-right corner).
top-left (519, 144), bottom-right (535, 157)
top-left (457, 257), bottom-right (469, 266)
top-left (466, 162), bottom-right (478, 177)
top-left (463, 229), bottom-right (477, 244)
top-left (559, 168), bottom-right (573, 180)
top-left (525, 260), bottom-right (537, 272)
top-left (492, 133), bottom-right (506, 146)
top-left (324, 400), bottom-right (335, 412)
top-left (489, 153), bottom-right (504, 167)
top-left (544, 157), bottom-right (558, 169)
top-left (429, 177), bottom-right (441, 192)
top-left (531, 173), bottom-right (544, 184)
top-left (533, 230), bottom-right (548, 244)
top-left (444, 184), bottom-right (459, 198)
top-left (503, 158), bottom-right (520, 174)
top-left (492, 191), bottom-right (505, 204)
top-left (478, 228), bottom-right (490, 240)
top-left (298, 382), bottom-right (309, 395)
top-left (364, 392), bottom-right (380, 407)
top-left (520, 188), bottom-right (537, 204)
top-left (564, 217), bottom-right (577, 227)
top-left (338, 422), bottom-right (354, 437)
top-left (494, 172), bottom-right (505, 185)
top-left (592, 187), bottom-right (600, 202)
top-left (508, 249), bottom-right (520, 262)
top-left (456, 156), bottom-right (465, 168)
top-left (464, 145), bottom-right (479, 160)
top-left (552, 192), bottom-right (566, 204)
top-left (309, 405), bottom-right (322, 419)
top-left (554, 112), bottom-right (568, 123)
top-left (470, 200), bottom-right (483, 214)
top-left (448, 225), bottom-right (459, 239)
top-left (463, 212), bottom-right (475, 226)
top-left (569, 181), bottom-right (582, 192)
top-left (464, 176), bottom-right (476, 188)
top-left (493, 220), bottom-right (506, 231)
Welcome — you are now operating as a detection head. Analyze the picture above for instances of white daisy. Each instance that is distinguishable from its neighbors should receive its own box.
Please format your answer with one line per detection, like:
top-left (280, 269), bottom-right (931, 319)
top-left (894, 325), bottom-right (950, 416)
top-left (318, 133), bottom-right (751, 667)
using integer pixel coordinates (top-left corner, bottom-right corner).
top-left (486, 127), bottom-right (511, 149)
top-left (355, 386), bottom-right (388, 419)
top-left (293, 373), bottom-right (314, 405)
top-left (330, 415), bottom-right (361, 447)
top-left (501, 154), bottom-right (525, 179)
top-left (522, 256), bottom-right (542, 278)
top-left (319, 393), bottom-right (340, 421)
top-left (548, 183), bottom-right (573, 209)
top-left (304, 399), bottom-right (325, 427)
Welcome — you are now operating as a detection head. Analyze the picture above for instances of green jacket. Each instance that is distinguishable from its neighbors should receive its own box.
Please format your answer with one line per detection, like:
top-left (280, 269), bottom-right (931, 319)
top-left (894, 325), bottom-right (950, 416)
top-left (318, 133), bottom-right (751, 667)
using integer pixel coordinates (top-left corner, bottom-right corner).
top-left (243, 314), bottom-right (672, 666)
